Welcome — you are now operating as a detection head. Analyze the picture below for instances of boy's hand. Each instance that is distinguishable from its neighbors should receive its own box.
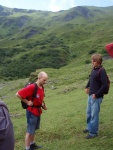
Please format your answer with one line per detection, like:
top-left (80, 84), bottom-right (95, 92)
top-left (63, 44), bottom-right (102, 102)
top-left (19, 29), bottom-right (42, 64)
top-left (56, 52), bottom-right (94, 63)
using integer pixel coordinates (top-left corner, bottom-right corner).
top-left (85, 88), bottom-right (89, 94)
top-left (42, 102), bottom-right (47, 110)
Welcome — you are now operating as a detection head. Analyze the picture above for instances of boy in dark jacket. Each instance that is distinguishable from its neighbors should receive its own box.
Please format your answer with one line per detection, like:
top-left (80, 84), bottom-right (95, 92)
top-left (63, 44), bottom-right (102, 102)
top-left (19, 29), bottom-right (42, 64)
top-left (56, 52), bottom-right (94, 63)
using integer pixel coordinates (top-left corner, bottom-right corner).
top-left (84, 54), bottom-right (108, 139)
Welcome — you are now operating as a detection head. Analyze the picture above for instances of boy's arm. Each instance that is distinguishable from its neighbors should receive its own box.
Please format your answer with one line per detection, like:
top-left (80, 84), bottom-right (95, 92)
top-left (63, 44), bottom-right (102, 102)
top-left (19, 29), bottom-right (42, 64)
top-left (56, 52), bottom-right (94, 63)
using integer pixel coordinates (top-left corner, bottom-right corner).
top-left (42, 101), bottom-right (47, 110)
top-left (16, 92), bottom-right (33, 106)
top-left (85, 80), bottom-right (90, 94)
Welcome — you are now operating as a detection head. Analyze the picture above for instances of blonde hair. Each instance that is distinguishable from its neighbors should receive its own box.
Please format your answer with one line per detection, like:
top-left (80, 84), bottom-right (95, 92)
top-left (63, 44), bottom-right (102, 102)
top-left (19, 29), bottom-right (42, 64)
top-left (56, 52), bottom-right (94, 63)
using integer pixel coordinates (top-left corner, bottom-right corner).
top-left (91, 54), bottom-right (102, 64)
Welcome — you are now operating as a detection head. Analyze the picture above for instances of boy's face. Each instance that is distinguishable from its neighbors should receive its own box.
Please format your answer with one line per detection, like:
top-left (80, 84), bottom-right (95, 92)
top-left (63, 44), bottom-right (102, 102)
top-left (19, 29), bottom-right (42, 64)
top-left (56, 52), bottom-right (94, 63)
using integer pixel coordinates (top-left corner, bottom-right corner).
top-left (91, 59), bottom-right (101, 68)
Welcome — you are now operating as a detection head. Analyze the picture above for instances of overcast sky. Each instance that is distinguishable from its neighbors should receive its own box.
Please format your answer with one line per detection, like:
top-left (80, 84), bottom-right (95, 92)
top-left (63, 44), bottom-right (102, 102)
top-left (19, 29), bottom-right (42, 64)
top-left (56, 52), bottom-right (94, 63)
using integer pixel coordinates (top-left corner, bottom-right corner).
top-left (0, 0), bottom-right (113, 12)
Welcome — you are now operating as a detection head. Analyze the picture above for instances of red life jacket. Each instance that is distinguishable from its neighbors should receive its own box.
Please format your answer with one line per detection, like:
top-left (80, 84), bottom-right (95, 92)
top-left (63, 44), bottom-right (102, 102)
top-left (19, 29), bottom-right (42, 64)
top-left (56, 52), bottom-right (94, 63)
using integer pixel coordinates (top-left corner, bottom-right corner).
top-left (105, 43), bottom-right (113, 58)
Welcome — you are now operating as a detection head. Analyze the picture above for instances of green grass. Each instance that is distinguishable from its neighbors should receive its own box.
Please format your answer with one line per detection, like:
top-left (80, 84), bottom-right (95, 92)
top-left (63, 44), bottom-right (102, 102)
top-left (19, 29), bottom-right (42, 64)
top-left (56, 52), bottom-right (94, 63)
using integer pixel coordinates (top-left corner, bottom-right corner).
top-left (0, 58), bottom-right (113, 150)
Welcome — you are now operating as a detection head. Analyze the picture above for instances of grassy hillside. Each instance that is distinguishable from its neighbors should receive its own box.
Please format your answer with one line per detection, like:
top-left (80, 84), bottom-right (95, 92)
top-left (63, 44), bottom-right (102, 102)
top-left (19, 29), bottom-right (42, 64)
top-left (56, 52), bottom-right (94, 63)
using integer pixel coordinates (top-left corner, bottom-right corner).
top-left (0, 56), bottom-right (113, 150)
top-left (0, 5), bottom-right (113, 79)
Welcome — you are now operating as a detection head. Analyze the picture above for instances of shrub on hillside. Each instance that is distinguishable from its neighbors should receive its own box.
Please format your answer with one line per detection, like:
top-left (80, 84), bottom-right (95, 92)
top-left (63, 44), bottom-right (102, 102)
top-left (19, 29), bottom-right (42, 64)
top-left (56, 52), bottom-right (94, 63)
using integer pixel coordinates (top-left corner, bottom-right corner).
top-left (88, 50), bottom-right (96, 55)
top-left (85, 60), bottom-right (90, 64)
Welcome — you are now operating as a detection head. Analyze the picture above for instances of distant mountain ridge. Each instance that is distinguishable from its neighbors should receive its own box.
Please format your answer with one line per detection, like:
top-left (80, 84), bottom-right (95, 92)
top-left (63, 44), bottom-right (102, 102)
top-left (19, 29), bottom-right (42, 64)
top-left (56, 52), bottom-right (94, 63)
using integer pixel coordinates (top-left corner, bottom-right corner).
top-left (0, 5), bottom-right (113, 79)
top-left (0, 5), bottom-right (113, 37)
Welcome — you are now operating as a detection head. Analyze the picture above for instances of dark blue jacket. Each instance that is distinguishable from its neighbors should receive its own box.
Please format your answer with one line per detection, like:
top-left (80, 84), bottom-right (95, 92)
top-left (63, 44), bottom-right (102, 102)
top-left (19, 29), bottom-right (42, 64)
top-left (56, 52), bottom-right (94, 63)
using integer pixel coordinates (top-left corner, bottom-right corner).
top-left (86, 66), bottom-right (108, 98)
top-left (0, 100), bottom-right (14, 150)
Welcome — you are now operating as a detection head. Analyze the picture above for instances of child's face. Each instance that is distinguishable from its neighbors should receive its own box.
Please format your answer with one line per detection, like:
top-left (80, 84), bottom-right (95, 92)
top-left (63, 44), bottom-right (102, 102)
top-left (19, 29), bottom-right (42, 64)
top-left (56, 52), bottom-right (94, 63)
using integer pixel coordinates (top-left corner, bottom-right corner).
top-left (91, 59), bottom-right (101, 68)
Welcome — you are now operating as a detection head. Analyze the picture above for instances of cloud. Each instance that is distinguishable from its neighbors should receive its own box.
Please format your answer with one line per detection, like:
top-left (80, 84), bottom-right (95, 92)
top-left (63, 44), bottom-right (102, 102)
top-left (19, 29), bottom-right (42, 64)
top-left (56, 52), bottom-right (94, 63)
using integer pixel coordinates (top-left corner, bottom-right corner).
top-left (48, 0), bottom-right (77, 12)
top-left (70, 0), bottom-right (77, 7)
top-left (0, 0), bottom-right (15, 8)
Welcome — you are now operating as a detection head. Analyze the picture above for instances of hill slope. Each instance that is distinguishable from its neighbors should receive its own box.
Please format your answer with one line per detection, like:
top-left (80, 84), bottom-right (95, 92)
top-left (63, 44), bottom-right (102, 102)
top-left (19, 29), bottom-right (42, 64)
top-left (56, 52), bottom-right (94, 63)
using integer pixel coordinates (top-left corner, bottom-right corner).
top-left (0, 5), bottom-right (113, 79)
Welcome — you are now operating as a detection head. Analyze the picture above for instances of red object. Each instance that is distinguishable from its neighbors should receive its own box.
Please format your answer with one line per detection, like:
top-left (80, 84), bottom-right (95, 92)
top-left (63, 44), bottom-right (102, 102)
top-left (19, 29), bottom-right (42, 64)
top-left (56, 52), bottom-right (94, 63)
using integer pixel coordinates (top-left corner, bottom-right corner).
top-left (105, 43), bottom-right (113, 58)
top-left (18, 84), bottom-right (44, 116)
